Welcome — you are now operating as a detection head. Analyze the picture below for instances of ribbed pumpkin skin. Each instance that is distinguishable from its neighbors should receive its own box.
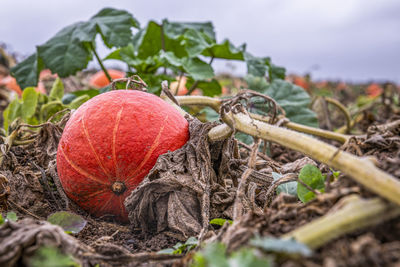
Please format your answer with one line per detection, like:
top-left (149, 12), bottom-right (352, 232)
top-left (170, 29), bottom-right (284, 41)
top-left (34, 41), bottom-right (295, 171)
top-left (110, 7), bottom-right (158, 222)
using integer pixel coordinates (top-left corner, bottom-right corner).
top-left (57, 90), bottom-right (189, 222)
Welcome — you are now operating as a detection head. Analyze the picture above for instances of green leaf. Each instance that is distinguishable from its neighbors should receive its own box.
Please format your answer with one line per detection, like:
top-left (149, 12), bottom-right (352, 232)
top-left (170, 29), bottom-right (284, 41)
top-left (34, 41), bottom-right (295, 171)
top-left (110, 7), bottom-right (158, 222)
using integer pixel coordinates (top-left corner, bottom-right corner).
top-left (157, 237), bottom-right (198, 255)
top-left (210, 218), bottom-right (233, 226)
top-left (186, 78), bottom-right (221, 96)
top-left (250, 237), bottom-right (312, 257)
top-left (157, 248), bottom-right (176, 255)
top-left (0, 214), bottom-right (4, 225)
top-left (160, 52), bottom-right (214, 80)
top-left (40, 101), bottom-right (66, 122)
top-left (245, 76), bottom-right (319, 128)
top-left (20, 87), bottom-right (39, 121)
top-left (244, 52), bottom-right (267, 77)
top-left (137, 74), bottom-right (175, 95)
top-left (137, 21), bottom-right (163, 58)
top-left (68, 95), bottom-right (90, 109)
top-left (37, 22), bottom-right (93, 77)
top-left (229, 249), bottom-right (272, 267)
top-left (185, 236), bottom-right (199, 247)
top-left (30, 246), bottom-right (79, 267)
top-left (200, 107), bottom-right (220, 122)
top-left (10, 53), bottom-right (44, 89)
top-left (297, 164), bottom-right (325, 203)
top-left (47, 211), bottom-right (87, 234)
top-left (264, 57), bottom-right (286, 81)
top-left (49, 77), bottom-right (64, 100)
top-left (272, 172), bottom-right (297, 196)
top-left (192, 242), bottom-right (229, 267)
top-left (202, 39), bottom-right (246, 60)
top-left (182, 29), bottom-right (213, 58)
top-left (62, 89), bottom-right (99, 104)
top-left (163, 20), bottom-right (216, 41)
top-left (235, 132), bottom-right (253, 145)
top-left (89, 8), bottom-right (140, 48)
top-left (134, 21), bottom-right (187, 60)
top-left (15, 8), bottom-right (138, 81)
top-left (3, 99), bottom-right (21, 134)
top-left (182, 58), bottom-right (214, 80)
top-left (6, 211), bottom-right (17, 222)
top-left (269, 64), bottom-right (286, 81)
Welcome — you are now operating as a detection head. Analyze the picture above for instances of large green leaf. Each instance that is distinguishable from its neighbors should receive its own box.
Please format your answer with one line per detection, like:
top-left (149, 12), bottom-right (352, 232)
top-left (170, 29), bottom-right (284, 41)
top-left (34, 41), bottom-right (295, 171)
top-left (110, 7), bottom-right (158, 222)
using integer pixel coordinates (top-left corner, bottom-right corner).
top-left (182, 29), bottom-right (214, 58)
top-left (160, 52), bottom-right (214, 80)
top-left (244, 52), bottom-right (267, 77)
top-left (13, 8), bottom-right (139, 85)
top-left (106, 44), bottom-right (162, 74)
top-left (202, 39), bottom-right (246, 60)
top-left (89, 8), bottom-right (140, 48)
top-left (182, 58), bottom-right (214, 80)
top-left (137, 21), bottom-right (163, 59)
top-left (163, 20), bottom-right (216, 41)
top-left (10, 53), bottom-right (44, 89)
top-left (264, 57), bottom-right (286, 81)
top-left (37, 22), bottom-right (94, 77)
top-left (245, 76), bottom-right (319, 128)
top-left (186, 78), bottom-right (222, 96)
top-left (135, 21), bottom-right (187, 59)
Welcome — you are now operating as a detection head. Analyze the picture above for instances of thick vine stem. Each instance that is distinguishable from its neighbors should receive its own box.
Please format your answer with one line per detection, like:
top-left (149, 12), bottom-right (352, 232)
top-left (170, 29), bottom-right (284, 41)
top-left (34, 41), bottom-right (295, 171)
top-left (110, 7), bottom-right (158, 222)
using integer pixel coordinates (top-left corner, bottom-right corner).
top-left (283, 196), bottom-right (400, 249)
top-left (175, 96), bottom-right (351, 144)
top-left (250, 113), bottom-right (350, 144)
top-left (175, 95), bottom-right (221, 112)
top-left (324, 97), bottom-right (352, 133)
top-left (221, 110), bottom-right (400, 206)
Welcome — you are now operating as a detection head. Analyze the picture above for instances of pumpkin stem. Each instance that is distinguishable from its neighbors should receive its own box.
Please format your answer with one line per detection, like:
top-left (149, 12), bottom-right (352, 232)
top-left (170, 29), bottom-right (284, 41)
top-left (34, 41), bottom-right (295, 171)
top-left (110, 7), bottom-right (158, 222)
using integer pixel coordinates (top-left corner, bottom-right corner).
top-left (111, 181), bottom-right (126, 195)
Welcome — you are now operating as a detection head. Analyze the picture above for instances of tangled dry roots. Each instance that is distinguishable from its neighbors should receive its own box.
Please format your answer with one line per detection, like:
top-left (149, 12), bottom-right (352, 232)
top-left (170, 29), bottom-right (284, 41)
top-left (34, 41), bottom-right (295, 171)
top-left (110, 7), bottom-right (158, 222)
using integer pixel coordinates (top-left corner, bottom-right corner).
top-left (0, 218), bottom-right (93, 267)
top-left (125, 117), bottom-right (240, 239)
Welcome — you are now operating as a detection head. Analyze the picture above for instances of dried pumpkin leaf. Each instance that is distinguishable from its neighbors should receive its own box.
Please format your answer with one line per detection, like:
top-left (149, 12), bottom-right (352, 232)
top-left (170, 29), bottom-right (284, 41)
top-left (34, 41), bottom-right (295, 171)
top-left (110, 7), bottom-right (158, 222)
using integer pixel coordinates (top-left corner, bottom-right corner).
top-left (47, 211), bottom-right (87, 234)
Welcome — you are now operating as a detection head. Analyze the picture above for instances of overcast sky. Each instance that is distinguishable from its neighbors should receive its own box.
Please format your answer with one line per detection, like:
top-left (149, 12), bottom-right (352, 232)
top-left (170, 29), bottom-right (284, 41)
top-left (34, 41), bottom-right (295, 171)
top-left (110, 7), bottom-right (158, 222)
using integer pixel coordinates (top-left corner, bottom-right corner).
top-left (1, 0), bottom-right (399, 82)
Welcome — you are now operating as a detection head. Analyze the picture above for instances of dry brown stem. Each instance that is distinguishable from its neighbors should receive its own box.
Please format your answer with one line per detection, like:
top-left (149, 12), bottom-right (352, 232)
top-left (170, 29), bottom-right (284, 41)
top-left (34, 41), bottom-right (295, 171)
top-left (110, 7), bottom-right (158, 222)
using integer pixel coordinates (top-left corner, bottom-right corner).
top-left (220, 109), bottom-right (400, 206)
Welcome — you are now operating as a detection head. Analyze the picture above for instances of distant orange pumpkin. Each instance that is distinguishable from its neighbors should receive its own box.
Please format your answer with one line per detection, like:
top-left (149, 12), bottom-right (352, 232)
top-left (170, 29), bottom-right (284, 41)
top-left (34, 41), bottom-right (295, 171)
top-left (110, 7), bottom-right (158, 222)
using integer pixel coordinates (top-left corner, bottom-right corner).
top-left (89, 69), bottom-right (125, 88)
top-left (0, 71), bottom-right (49, 96)
top-left (366, 83), bottom-right (383, 98)
top-left (293, 76), bottom-right (309, 90)
top-left (0, 75), bottom-right (23, 95)
top-left (170, 76), bottom-right (201, 95)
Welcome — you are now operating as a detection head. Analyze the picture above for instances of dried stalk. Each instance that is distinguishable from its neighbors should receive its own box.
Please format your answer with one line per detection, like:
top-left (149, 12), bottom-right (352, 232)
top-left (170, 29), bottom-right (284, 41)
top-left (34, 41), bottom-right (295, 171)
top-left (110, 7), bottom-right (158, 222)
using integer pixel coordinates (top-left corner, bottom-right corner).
top-left (220, 110), bottom-right (400, 206)
top-left (283, 196), bottom-right (400, 249)
top-left (175, 96), bottom-right (351, 143)
top-left (324, 97), bottom-right (352, 133)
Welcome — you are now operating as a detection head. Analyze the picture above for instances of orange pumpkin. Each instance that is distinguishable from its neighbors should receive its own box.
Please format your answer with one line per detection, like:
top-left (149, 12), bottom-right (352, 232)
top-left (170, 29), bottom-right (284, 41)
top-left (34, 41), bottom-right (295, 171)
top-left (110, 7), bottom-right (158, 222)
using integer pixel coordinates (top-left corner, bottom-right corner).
top-left (366, 83), bottom-right (383, 98)
top-left (89, 69), bottom-right (126, 88)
